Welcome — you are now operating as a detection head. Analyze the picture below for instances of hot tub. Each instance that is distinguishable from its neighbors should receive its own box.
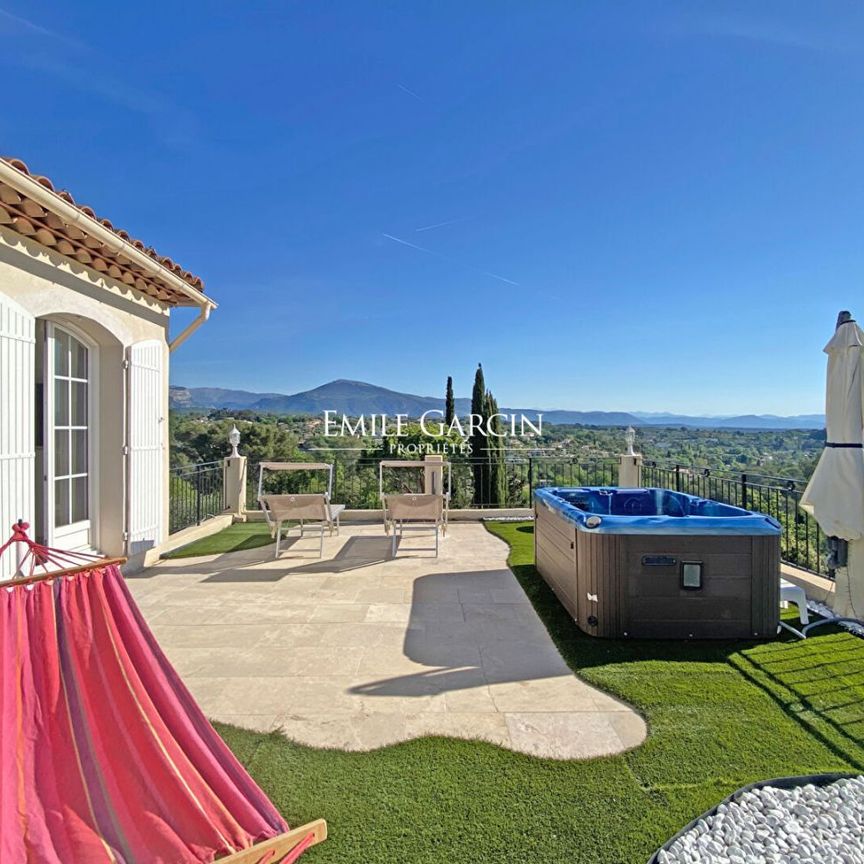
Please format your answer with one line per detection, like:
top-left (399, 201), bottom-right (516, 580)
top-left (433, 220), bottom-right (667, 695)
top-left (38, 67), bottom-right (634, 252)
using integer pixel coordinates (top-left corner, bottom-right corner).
top-left (533, 487), bottom-right (781, 639)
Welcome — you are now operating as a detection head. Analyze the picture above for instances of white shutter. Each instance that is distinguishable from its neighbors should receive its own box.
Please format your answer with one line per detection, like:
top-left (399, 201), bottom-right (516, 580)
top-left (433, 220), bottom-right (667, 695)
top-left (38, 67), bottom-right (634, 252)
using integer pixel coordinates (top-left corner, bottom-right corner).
top-left (0, 293), bottom-right (35, 580)
top-left (127, 340), bottom-right (165, 555)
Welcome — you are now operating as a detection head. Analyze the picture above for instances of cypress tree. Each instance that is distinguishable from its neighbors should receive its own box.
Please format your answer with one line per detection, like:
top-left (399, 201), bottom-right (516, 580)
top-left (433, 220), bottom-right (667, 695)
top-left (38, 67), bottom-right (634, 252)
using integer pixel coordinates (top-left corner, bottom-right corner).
top-left (470, 364), bottom-right (487, 504)
top-left (445, 376), bottom-right (455, 427)
top-left (485, 390), bottom-right (507, 507)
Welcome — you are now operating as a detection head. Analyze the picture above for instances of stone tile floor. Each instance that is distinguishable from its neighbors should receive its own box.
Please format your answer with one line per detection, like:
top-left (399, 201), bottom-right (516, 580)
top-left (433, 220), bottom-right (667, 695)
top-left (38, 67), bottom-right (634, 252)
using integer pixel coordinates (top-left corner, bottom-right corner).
top-left (128, 523), bottom-right (646, 759)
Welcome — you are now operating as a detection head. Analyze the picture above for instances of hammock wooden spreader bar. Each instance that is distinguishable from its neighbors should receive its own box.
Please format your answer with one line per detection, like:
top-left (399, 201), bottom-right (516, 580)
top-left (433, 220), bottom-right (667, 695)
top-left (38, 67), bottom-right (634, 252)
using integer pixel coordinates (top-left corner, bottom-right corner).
top-left (218, 819), bottom-right (328, 864)
top-left (0, 523), bottom-right (327, 863)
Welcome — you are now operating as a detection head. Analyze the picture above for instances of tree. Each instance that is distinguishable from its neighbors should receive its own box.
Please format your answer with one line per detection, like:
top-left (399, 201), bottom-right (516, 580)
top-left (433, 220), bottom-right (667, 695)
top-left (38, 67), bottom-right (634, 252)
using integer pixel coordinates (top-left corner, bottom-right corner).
top-left (169, 413), bottom-right (299, 467)
top-left (445, 376), bottom-right (455, 427)
top-left (470, 364), bottom-right (486, 504)
top-left (484, 390), bottom-right (507, 507)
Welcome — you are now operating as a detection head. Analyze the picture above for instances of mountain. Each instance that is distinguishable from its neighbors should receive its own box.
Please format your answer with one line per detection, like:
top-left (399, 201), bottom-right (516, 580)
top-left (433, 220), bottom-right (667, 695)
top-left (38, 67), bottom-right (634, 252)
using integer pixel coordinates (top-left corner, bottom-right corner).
top-left (252, 380), bottom-right (475, 417)
top-left (170, 380), bottom-right (645, 426)
top-left (169, 381), bottom-right (824, 430)
top-left (540, 410), bottom-right (646, 426)
top-left (631, 412), bottom-right (825, 430)
top-left (169, 386), bottom-right (285, 410)
top-left (170, 380), bottom-right (475, 416)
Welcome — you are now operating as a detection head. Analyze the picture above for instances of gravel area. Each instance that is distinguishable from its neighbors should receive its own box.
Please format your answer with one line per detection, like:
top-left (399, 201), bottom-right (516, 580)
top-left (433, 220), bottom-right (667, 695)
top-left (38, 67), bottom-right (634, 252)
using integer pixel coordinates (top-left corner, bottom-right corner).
top-left (657, 776), bottom-right (864, 864)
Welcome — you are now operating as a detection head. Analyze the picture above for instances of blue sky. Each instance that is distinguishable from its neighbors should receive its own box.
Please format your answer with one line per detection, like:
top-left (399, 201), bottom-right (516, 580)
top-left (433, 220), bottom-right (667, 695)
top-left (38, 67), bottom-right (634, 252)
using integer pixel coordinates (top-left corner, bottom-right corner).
top-left (2, 1), bottom-right (863, 414)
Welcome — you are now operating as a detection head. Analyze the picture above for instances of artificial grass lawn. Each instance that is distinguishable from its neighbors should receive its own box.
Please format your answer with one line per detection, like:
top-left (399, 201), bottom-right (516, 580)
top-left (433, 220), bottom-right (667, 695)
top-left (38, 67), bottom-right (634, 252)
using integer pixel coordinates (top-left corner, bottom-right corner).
top-left (216, 522), bottom-right (864, 864)
top-left (162, 521), bottom-right (274, 558)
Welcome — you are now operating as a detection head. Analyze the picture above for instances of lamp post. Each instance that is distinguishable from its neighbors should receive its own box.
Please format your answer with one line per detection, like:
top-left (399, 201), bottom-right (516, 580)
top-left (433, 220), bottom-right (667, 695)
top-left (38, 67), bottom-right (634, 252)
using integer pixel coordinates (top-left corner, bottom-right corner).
top-left (224, 424), bottom-right (246, 517)
top-left (619, 426), bottom-right (642, 488)
top-left (625, 425), bottom-right (636, 457)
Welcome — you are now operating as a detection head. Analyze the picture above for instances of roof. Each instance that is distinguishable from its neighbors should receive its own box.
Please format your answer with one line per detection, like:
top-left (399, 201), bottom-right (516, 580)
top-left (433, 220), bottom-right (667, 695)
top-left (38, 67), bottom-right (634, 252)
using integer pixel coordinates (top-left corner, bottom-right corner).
top-left (0, 157), bottom-right (211, 308)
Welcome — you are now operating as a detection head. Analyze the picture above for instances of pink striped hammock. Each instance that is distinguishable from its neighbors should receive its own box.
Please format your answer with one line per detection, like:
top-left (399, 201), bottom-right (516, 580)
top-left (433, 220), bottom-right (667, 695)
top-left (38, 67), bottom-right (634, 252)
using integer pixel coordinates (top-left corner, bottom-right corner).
top-left (0, 523), bottom-right (326, 863)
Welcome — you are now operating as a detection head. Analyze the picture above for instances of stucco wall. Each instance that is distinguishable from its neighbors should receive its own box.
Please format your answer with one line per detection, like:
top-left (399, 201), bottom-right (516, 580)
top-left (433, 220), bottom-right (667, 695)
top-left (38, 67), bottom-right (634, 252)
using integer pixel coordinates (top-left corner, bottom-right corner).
top-left (0, 226), bottom-right (172, 556)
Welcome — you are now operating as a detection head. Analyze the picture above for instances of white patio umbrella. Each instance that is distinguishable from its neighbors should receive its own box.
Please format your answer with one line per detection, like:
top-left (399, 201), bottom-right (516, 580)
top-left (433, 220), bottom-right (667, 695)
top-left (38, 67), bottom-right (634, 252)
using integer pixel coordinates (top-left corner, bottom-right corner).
top-left (800, 311), bottom-right (864, 620)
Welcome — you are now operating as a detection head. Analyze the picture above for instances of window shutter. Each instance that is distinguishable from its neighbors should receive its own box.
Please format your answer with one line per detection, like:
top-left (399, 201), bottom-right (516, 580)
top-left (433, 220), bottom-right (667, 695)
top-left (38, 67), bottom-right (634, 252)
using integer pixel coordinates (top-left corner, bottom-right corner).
top-left (0, 294), bottom-right (35, 580)
top-left (127, 340), bottom-right (165, 555)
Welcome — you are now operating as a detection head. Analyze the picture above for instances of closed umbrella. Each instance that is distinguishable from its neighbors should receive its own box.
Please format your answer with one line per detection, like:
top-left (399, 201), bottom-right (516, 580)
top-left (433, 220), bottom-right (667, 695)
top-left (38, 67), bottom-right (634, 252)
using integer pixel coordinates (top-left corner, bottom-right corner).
top-left (800, 311), bottom-right (864, 620)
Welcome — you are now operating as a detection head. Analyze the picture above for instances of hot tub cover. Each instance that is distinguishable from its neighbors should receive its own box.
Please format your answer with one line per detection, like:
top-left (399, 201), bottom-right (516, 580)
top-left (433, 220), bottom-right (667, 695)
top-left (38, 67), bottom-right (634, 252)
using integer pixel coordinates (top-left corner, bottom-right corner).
top-left (535, 487), bottom-right (781, 535)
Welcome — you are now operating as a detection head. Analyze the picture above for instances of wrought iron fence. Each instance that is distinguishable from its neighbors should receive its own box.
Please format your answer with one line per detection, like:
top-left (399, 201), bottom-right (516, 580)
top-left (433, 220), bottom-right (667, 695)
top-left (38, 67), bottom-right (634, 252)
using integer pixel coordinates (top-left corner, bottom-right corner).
top-left (174, 454), bottom-right (828, 578)
top-left (247, 455), bottom-right (619, 511)
top-left (642, 461), bottom-right (828, 579)
top-left (169, 462), bottom-right (225, 533)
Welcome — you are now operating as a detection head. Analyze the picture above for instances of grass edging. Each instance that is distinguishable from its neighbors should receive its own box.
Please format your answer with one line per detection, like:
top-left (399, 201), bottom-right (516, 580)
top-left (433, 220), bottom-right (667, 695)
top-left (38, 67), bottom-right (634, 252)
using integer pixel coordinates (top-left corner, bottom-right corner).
top-left (162, 521), bottom-right (274, 559)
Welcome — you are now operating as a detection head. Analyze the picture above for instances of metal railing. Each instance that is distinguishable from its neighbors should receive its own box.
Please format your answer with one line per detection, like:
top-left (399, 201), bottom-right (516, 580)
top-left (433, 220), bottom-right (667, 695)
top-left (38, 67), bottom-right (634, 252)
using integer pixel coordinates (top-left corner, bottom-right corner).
top-left (642, 461), bottom-right (828, 579)
top-left (174, 451), bottom-right (828, 580)
top-left (169, 461), bottom-right (225, 534)
top-left (247, 455), bottom-right (619, 512)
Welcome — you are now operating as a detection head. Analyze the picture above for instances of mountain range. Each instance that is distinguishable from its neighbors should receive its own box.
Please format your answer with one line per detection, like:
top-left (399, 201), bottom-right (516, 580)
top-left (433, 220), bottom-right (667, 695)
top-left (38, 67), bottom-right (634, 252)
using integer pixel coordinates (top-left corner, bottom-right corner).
top-left (168, 380), bottom-right (825, 430)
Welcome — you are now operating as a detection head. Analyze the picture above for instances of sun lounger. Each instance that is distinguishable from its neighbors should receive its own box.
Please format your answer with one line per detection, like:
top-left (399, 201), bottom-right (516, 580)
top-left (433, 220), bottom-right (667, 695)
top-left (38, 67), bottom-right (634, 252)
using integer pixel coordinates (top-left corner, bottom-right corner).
top-left (257, 462), bottom-right (344, 558)
top-left (379, 460), bottom-right (451, 557)
top-left (382, 493), bottom-right (447, 557)
top-left (259, 493), bottom-right (345, 557)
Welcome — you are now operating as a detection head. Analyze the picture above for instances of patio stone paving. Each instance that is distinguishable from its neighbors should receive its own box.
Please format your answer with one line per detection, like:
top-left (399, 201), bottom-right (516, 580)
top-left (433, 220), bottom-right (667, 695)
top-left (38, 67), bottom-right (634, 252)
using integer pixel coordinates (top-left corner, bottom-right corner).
top-left (128, 522), bottom-right (647, 759)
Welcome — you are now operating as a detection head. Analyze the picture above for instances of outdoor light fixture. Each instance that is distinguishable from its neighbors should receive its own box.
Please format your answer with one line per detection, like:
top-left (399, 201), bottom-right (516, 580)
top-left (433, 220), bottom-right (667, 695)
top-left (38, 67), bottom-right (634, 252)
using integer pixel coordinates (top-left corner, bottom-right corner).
top-left (625, 425), bottom-right (636, 456)
top-left (826, 536), bottom-right (848, 570)
top-left (228, 424), bottom-right (241, 458)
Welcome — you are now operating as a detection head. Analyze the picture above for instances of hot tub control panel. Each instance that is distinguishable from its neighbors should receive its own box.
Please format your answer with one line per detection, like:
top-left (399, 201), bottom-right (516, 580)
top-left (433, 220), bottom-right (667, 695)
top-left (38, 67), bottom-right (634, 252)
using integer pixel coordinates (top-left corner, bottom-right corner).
top-left (641, 555), bottom-right (677, 567)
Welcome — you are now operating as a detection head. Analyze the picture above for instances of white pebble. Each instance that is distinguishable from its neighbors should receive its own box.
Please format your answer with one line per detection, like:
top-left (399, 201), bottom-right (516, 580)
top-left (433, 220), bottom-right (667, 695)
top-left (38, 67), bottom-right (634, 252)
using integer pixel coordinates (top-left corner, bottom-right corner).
top-left (661, 776), bottom-right (864, 864)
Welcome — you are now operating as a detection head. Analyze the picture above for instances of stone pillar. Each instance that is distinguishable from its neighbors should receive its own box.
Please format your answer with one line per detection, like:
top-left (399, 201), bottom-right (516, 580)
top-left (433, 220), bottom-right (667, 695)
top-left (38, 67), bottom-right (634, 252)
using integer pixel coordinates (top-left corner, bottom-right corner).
top-left (618, 453), bottom-right (643, 488)
top-left (424, 454), bottom-right (444, 495)
top-left (224, 455), bottom-right (248, 518)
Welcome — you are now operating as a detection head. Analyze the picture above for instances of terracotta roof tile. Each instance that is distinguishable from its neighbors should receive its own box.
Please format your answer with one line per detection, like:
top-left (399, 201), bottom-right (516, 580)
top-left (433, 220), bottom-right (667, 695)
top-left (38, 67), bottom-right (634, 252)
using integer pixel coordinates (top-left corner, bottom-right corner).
top-left (0, 156), bottom-right (208, 306)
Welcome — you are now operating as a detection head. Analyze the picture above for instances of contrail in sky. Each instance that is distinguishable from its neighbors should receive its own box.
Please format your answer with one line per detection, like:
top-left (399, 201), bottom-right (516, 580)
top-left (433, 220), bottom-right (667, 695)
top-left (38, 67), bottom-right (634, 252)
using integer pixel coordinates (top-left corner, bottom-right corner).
top-left (382, 233), bottom-right (432, 253)
top-left (396, 83), bottom-right (423, 101)
top-left (0, 7), bottom-right (60, 37)
top-left (381, 233), bottom-right (519, 287)
top-left (415, 217), bottom-right (466, 232)
top-left (479, 269), bottom-right (520, 287)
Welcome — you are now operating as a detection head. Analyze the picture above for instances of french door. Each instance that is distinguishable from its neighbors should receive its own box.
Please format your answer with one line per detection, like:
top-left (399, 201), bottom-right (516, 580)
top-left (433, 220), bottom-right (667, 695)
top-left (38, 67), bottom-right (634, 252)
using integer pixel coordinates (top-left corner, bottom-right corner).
top-left (44, 323), bottom-right (95, 550)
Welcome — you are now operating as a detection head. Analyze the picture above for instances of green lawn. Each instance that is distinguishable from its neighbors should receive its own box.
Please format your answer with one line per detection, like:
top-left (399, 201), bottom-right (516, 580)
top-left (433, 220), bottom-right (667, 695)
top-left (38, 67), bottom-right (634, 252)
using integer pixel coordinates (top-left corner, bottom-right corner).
top-left (217, 522), bottom-right (864, 864)
top-left (162, 521), bottom-right (274, 558)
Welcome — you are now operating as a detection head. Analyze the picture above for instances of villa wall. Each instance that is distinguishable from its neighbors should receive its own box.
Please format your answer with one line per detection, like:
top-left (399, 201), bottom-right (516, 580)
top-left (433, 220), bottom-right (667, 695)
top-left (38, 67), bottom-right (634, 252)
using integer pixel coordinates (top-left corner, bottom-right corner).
top-left (0, 226), bottom-right (172, 565)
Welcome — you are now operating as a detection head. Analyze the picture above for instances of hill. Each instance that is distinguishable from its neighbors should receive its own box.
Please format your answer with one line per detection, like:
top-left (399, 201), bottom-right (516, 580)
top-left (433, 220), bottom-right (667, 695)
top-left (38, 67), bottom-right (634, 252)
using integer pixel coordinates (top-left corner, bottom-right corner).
top-left (169, 381), bottom-right (823, 430)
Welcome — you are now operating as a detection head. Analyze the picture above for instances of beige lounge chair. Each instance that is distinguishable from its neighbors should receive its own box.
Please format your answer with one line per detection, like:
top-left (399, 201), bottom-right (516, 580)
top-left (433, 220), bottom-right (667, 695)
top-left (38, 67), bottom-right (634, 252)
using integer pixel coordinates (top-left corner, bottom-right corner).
top-left (257, 462), bottom-right (345, 558)
top-left (379, 460), bottom-right (451, 557)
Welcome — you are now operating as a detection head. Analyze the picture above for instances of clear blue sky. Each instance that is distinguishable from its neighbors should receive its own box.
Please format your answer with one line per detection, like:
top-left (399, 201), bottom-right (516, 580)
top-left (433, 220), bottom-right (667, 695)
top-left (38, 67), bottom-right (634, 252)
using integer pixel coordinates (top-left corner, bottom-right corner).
top-left (3, 1), bottom-right (863, 415)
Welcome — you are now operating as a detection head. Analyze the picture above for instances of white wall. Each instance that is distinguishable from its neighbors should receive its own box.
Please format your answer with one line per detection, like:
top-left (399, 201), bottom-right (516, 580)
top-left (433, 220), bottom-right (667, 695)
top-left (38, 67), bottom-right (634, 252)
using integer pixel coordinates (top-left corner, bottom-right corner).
top-left (0, 226), bottom-right (173, 560)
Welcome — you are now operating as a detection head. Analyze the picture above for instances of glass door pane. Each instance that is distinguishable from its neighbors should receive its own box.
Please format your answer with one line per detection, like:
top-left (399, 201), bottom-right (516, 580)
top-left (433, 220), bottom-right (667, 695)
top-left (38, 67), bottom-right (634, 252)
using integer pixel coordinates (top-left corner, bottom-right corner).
top-left (51, 328), bottom-right (89, 531)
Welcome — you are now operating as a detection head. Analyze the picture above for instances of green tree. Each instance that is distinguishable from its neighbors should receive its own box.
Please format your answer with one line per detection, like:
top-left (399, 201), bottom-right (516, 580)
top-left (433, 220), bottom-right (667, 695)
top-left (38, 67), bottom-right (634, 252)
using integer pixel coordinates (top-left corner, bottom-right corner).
top-left (470, 364), bottom-right (486, 504)
top-left (484, 390), bottom-right (507, 506)
top-left (445, 376), bottom-right (455, 427)
top-left (170, 414), bottom-right (300, 467)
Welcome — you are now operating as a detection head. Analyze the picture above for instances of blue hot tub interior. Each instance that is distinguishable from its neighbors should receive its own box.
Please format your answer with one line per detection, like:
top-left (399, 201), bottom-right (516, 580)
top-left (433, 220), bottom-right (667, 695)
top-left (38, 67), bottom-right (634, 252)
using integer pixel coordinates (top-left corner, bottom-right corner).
top-left (535, 487), bottom-right (781, 535)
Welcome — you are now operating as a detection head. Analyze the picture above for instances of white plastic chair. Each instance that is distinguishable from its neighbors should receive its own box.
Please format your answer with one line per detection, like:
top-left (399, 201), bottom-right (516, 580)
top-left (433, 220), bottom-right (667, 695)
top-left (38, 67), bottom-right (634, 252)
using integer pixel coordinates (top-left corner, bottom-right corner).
top-left (780, 579), bottom-right (809, 625)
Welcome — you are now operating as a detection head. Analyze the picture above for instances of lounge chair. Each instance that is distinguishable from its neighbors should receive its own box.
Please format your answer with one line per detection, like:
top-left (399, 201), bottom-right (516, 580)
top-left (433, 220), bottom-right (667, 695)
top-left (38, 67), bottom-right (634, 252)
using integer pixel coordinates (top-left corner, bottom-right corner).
top-left (257, 462), bottom-right (345, 558)
top-left (379, 460), bottom-right (451, 557)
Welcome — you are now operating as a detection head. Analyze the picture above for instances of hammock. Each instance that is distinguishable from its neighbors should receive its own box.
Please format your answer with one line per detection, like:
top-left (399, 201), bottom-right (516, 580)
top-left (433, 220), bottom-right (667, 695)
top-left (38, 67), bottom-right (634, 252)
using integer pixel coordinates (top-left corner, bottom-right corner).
top-left (0, 522), bottom-right (326, 863)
